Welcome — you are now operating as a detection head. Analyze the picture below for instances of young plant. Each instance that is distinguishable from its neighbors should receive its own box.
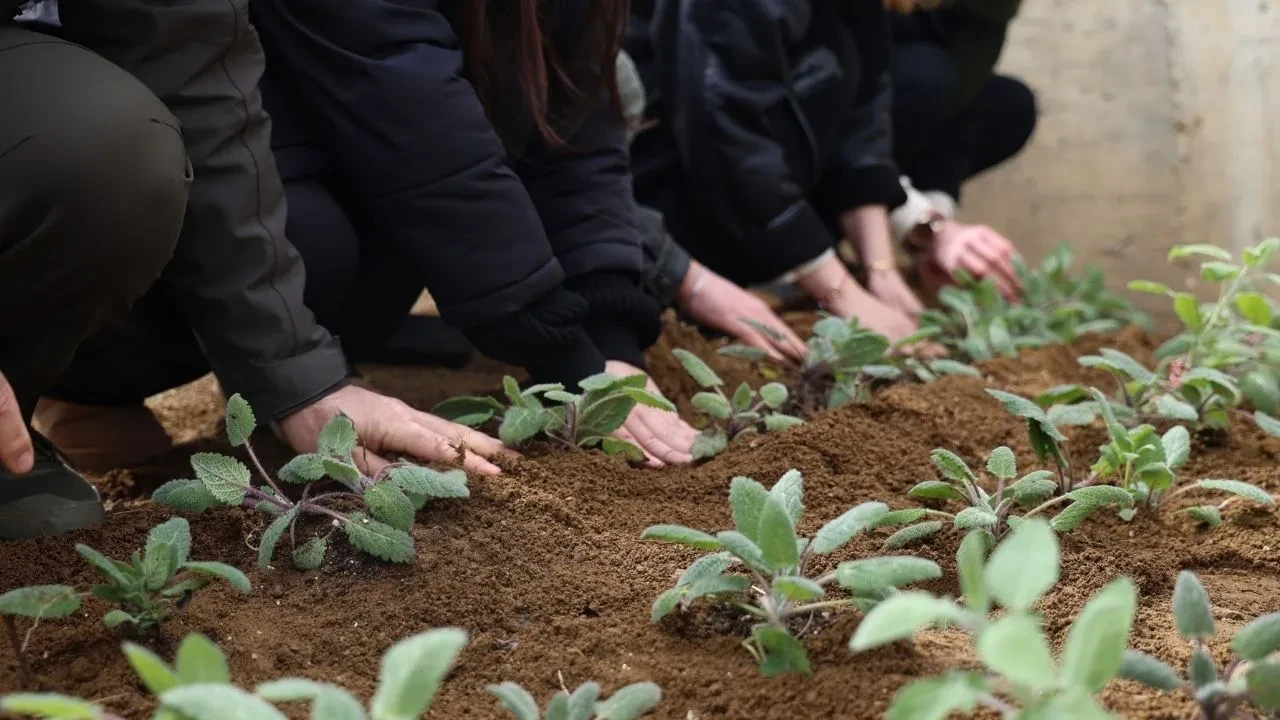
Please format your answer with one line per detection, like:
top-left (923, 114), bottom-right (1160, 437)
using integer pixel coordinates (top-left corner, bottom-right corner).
top-left (154, 394), bottom-right (470, 569)
top-left (1, 517), bottom-right (248, 647)
top-left (641, 470), bottom-right (941, 676)
top-left (882, 445), bottom-right (1133, 546)
top-left (490, 680), bottom-right (662, 720)
top-left (1086, 391), bottom-right (1274, 524)
top-left (433, 374), bottom-right (675, 461)
top-left (852, 521), bottom-right (1138, 719)
top-left (0, 694), bottom-right (122, 720)
top-left (670, 349), bottom-right (803, 459)
top-left (985, 388), bottom-right (1081, 492)
top-left (1120, 571), bottom-right (1280, 718)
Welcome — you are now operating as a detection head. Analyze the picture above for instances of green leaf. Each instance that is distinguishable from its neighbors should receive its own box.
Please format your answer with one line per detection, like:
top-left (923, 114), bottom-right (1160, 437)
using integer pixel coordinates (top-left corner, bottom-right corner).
top-left (567, 682), bottom-right (601, 720)
top-left (175, 634), bottom-right (230, 684)
top-left (1173, 293), bottom-right (1202, 331)
top-left (768, 469), bottom-right (805, 524)
top-left (956, 531), bottom-right (989, 613)
top-left (576, 373), bottom-right (618, 393)
top-left (1248, 662), bottom-right (1280, 709)
top-left (1067, 485), bottom-right (1136, 509)
top-left (672, 349), bottom-right (723, 388)
top-left (927, 359), bottom-right (980, 378)
top-left (1007, 472), bottom-right (1059, 506)
top-left (885, 672), bottom-right (986, 720)
top-left (489, 682), bottom-right (539, 720)
top-left (1235, 292), bottom-right (1274, 325)
top-left (1190, 479), bottom-right (1275, 506)
top-left (317, 414), bottom-right (358, 458)
top-left (387, 467), bottom-right (469, 502)
top-left (103, 609), bottom-right (137, 629)
top-left (1169, 243), bottom-right (1233, 261)
top-left (883, 521), bottom-right (943, 550)
top-left (692, 392), bottom-right (731, 420)
top-left (1200, 261), bottom-right (1242, 282)
top-left (639, 524), bottom-right (722, 551)
top-left (985, 389), bottom-right (1064, 441)
top-left (985, 519), bottom-right (1058, 612)
top-left (1156, 394), bottom-right (1199, 422)
top-left (499, 406), bottom-right (546, 446)
top-left (370, 628), bottom-right (468, 720)
top-left (1188, 645), bottom-right (1218, 688)
top-left (141, 542), bottom-right (177, 592)
top-left (719, 344), bottom-right (768, 361)
top-left (1162, 426), bottom-right (1191, 470)
top-left (1127, 280), bottom-right (1174, 295)
top-left (153, 479), bottom-right (221, 514)
top-left (811, 501), bottom-right (889, 554)
top-left (986, 447), bottom-right (1017, 481)
top-left (907, 481), bottom-right (965, 502)
top-left (752, 625), bottom-right (811, 677)
top-left (690, 432), bottom-right (728, 460)
top-left (1118, 650), bottom-right (1183, 690)
top-left (224, 394), bottom-right (256, 448)
top-left (594, 682), bottom-right (663, 719)
top-left (930, 449), bottom-right (976, 484)
top-left (0, 694), bottom-right (104, 719)
top-left (75, 544), bottom-right (131, 588)
top-left (1232, 613), bottom-right (1280, 661)
top-left (148, 517), bottom-right (192, 566)
top-left (954, 507), bottom-right (998, 530)
top-left (588, 437), bottom-right (645, 462)
top-left (122, 642), bottom-right (179, 695)
top-left (763, 414), bottom-right (805, 432)
top-left (618, 387), bottom-right (675, 413)
top-left (875, 509), bottom-right (930, 527)
top-left (849, 591), bottom-right (966, 651)
top-left (190, 453), bottom-right (252, 505)
top-left (728, 477), bottom-right (768, 543)
top-left (977, 613), bottom-right (1057, 691)
top-left (258, 507), bottom-right (299, 571)
top-left (255, 679), bottom-right (365, 720)
top-left (773, 576), bottom-right (825, 601)
top-left (1256, 411), bottom-right (1280, 437)
top-left (755, 495), bottom-right (799, 571)
top-left (344, 513), bottom-right (415, 563)
top-left (292, 536), bottom-right (328, 571)
top-left (1047, 402), bottom-right (1100, 427)
top-left (835, 557), bottom-right (942, 598)
top-left (1050, 501), bottom-right (1105, 533)
top-left (364, 484), bottom-right (416, 533)
top-left (1098, 348), bottom-right (1156, 383)
top-left (1060, 577), bottom-right (1137, 691)
top-left (278, 454), bottom-right (326, 484)
top-left (579, 395), bottom-right (638, 436)
top-left (0, 585), bottom-right (81, 619)
top-left (715, 531), bottom-right (767, 572)
top-left (685, 575), bottom-right (750, 601)
top-left (1246, 237), bottom-right (1280, 266)
top-left (730, 383), bottom-right (753, 413)
top-left (1242, 371), bottom-right (1280, 416)
top-left (322, 458), bottom-right (361, 485)
top-left (181, 562), bottom-right (251, 594)
top-left (431, 396), bottom-right (502, 427)
top-left (760, 383), bottom-right (788, 409)
top-left (1173, 571), bottom-right (1216, 640)
top-left (988, 317), bottom-right (1015, 356)
top-left (1185, 505), bottom-right (1224, 527)
top-left (159, 684), bottom-right (287, 720)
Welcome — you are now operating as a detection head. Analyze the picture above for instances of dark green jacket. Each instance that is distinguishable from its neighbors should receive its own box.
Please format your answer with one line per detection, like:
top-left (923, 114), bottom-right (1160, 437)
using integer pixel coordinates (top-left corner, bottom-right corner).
top-left (895, 0), bottom-right (1022, 108)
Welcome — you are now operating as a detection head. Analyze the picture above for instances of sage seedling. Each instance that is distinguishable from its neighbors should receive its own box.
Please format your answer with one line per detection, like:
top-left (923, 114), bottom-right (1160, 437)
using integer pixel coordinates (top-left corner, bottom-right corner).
top-left (852, 521), bottom-right (1138, 718)
top-left (671, 349), bottom-right (803, 459)
top-left (490, 680), bottom-right (663, 720)
top-left (154, 394), bottom-right (470, 568)
top-left (641, 470), bottom-right (941, 675)
top-left (0, 694), bottom-right (121, 720)
top-left (435, 374), bottom-right (675, 461)
top-left (1119, 571), bottom-right (1280, 718)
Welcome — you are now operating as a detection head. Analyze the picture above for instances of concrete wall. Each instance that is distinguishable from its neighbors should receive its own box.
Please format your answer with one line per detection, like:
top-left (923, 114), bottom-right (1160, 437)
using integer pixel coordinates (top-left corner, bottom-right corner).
top-left (963, 0), bottom-right (1280, 321)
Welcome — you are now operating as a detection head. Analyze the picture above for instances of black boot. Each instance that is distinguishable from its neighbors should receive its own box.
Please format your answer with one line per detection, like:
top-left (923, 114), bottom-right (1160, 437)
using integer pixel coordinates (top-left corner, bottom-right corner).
top-left (0, 431), bottom-right (105, 540)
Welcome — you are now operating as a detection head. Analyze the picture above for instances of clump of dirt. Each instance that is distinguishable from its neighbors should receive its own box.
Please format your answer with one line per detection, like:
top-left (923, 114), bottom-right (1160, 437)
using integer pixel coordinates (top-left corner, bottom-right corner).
top-left (2, 322), bottom-right (1278, 720)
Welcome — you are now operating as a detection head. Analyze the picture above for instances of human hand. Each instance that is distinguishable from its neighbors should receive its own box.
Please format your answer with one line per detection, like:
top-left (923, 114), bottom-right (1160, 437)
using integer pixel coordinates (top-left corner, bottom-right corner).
top-left (279, 384), bottom-right (514, 476)
top-left (796, 254), bottom-right (919, 343)
top-left (604, 360), bottom-right (697, 468)
top-left (678, 263), bottom-right (806, 363)
top-left (929, 221), bottom-right (1021, 300)
top-left (866, 266), bottom-right (926, 318)
top-left (0, 371), bottom-right (33, 474)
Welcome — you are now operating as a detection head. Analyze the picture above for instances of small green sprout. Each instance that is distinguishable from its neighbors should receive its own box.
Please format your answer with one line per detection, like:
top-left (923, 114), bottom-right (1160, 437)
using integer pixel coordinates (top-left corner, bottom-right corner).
top-left (985, 388), bottom-right (1082, 492)
top-left (490, 680), bottom-right (662, 720)
top-left (0, 694), bottom-right (119, 720)
top-left (434, 374), bottom-right (675, 461)
top-left (641, 470), bottom-right (941, 676)
top-left (1119, 571), bottom-right (1280, 718)
top-left (670, 349), bottom-right (803, 459)
top-left (154, 394), bottom-right (470, 568)
top-left (852, 521), bottom-right (1138, 719)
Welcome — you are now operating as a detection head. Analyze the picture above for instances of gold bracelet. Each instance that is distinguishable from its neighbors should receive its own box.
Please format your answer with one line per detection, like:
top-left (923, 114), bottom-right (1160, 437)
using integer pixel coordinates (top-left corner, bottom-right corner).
top-left (868, 259), bottom-right (897, 274)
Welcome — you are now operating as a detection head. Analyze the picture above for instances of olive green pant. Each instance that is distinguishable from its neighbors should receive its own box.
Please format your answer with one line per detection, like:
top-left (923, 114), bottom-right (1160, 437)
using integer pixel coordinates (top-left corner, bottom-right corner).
top-left (0, 22), bottom-right (190, 418)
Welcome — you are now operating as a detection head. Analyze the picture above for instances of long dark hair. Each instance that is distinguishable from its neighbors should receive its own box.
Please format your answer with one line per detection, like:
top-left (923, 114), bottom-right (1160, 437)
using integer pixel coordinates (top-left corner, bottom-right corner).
top-left (457, 0), bottom-right (631, 147)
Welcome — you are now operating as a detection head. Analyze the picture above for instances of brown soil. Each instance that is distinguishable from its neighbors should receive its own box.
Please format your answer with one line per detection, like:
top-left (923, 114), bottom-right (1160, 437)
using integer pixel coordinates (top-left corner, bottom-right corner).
top-left (3, 321), bottom-right (1279, 719)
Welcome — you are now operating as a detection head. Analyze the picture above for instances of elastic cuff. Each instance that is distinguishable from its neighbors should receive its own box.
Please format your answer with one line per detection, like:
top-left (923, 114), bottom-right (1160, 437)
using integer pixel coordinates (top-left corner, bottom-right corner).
top-left (217, 337), bottom-right (355, 422)
top-left (890, 177), bottom-right (935, 242)
top-left (824, 164), bottom-right (909, 212)
top-left (525, 333), bottom-right (609, 388)
top-left (741, 201), bottom-right (836, 284)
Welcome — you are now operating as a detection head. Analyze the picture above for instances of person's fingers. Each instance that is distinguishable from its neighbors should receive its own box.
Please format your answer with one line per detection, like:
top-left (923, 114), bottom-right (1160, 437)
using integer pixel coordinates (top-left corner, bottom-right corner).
top-left (736, 325), bottom-right (786, 363)
top-left (395, 415), bottom-right (503, 476)
top-left (0, 374), bottom-right (32, 474)
top-left (420, 413), bottom-right (516, 461)
top-left (354, 447), bottom-right (394, 478)
top-left (615, 425), bottom-right (663, 468)
top-left (630, 411), bottom-right (694, 465)
top-left (969, 236), bottom-right (1021, 297)
top-left (771, 320), bottom-right (808, 362)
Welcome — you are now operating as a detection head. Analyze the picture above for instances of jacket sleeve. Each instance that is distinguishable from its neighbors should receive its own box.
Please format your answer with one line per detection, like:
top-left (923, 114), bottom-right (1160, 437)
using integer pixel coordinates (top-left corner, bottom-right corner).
top-left (823, 70), bottom-right (909, 212)
top-left (666, 0), bottom-right (837, 283)
top-left (59, 0), bottom-right (351, 421)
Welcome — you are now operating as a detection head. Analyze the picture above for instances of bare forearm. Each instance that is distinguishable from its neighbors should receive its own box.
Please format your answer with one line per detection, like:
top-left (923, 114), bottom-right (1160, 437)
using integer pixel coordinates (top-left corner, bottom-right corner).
top-left (841, 205), bottom-right (894, 267)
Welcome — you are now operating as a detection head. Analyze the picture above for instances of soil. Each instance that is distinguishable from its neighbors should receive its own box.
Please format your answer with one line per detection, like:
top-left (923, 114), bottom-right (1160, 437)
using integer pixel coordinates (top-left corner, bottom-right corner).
top-left (3, 317), bottom-right (1279, 719)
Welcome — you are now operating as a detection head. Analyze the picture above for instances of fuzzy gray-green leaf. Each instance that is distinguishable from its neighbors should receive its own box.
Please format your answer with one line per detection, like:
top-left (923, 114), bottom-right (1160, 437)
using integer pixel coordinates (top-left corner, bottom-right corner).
top-left (811, 501), bottom-right (889, 554)
top-left (0, 585), bottom-right (81, 619)
top-left (499, 406), bottom-right (546, 446)
top-left (756, 495), bottom-right (799, 571)
top-left (986, 447), bottom-right (1017, 481)
top-left (773, 576), bottom-right (825, 601)
top-left (930, 449), bottom-right (976, 484)
top-left (279, 453), bottom-right (326, 484)
top-left (0, 694), bottom-right (104, 720)
top-left (292, 536), bottom-right (328, 571)
top-left (673, 349), bottom-right (723, 388)
top-left (885, 672), bottom-right (985, 720)
top-left (729, 476), bottom-right (768, 543)
top-left (907, 481), bottom-right (965, 502)
top-left (364, 483), bottom-right (416, 533)
top-left (640, 525), bottom-right (722, 551)
top-left (1059, 577), bottom-right (1137, 691)
top-left (1255, 411), bottom-right (1280, 437)
top-left (370, 628), bottom-right (467, 720)
top-left (690, 431), bottom-right (728, 460)
top-left (1119, 650), bottom-right (1183, 690)
top-left (258, 507), bottom-right (299, 570)
top-left (692, 392), bottom-right (731, 420)
top-left (594, 682), bottom-right (662, 719)
top-left (753, 625), bottom-right (811, 677)
top-left (317, 414), bottom-right (358, 458)
top-left (883, 521), bottom-right (943, 550)
top-left (224, 394), bottom-right (256, 448)
top-left (768, 470), bottom-right (805, 524)
top-left (159, 685), bottom-right (288, 720)
top-left (153, 479), bottom-right (222, 514)
top-left (190, 453), bottom-right (252, 505)
top-left (1191, 479), bottom-right (1275, 506)
top-left (849, 591), bottom-right (966, 651)
top-left (836, 556), bottom-right (942, 598)
top-left (1185, 505), bottom-right (1223, 527)
top-left (1156, 394), bottom-right (1199, 422)
top-left (954, 507), bottom-right (998, 530)
top-left (764, 414), bottom-right (805, 432)
top-left (716, 531), bottom-right (767, 572)
top-left (489, 682), bottom-right (539, 720)
top-left (957, 531), bottom-right (989, 613)
top-left (1173, 571), bottom-right (1216, 640)
top-left (344, 512), bottom-right (415, 563)
top-left (431, 396), bottom-right (503, 427)
top-left (760, 383), bottom-right (788, 409)
top-left (181, 562), bottom-right (250, 594)
top-left (985, 519), bottom-right (1059, 612)
top-left (1232, 612), bottom-right (1280, 661)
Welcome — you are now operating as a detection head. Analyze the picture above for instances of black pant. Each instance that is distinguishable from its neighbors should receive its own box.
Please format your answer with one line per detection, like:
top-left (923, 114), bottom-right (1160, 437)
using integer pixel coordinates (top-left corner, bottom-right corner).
top-left (0, 25), bottom-right (189, 417)
top-left (891, 41), bottom-right (1037, 202)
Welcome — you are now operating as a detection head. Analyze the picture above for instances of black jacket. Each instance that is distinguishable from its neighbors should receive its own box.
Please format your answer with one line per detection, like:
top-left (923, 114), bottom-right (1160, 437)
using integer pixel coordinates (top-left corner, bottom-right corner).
top-left (251, 0), bottom-right (659, 386)
top-left (628, 0), bottom-right (906, 284)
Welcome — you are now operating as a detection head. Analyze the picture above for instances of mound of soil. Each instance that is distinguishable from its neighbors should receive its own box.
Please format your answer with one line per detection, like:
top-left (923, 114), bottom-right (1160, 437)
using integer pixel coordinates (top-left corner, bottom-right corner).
top-left (2, 320), bottom-right (1277, 719)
